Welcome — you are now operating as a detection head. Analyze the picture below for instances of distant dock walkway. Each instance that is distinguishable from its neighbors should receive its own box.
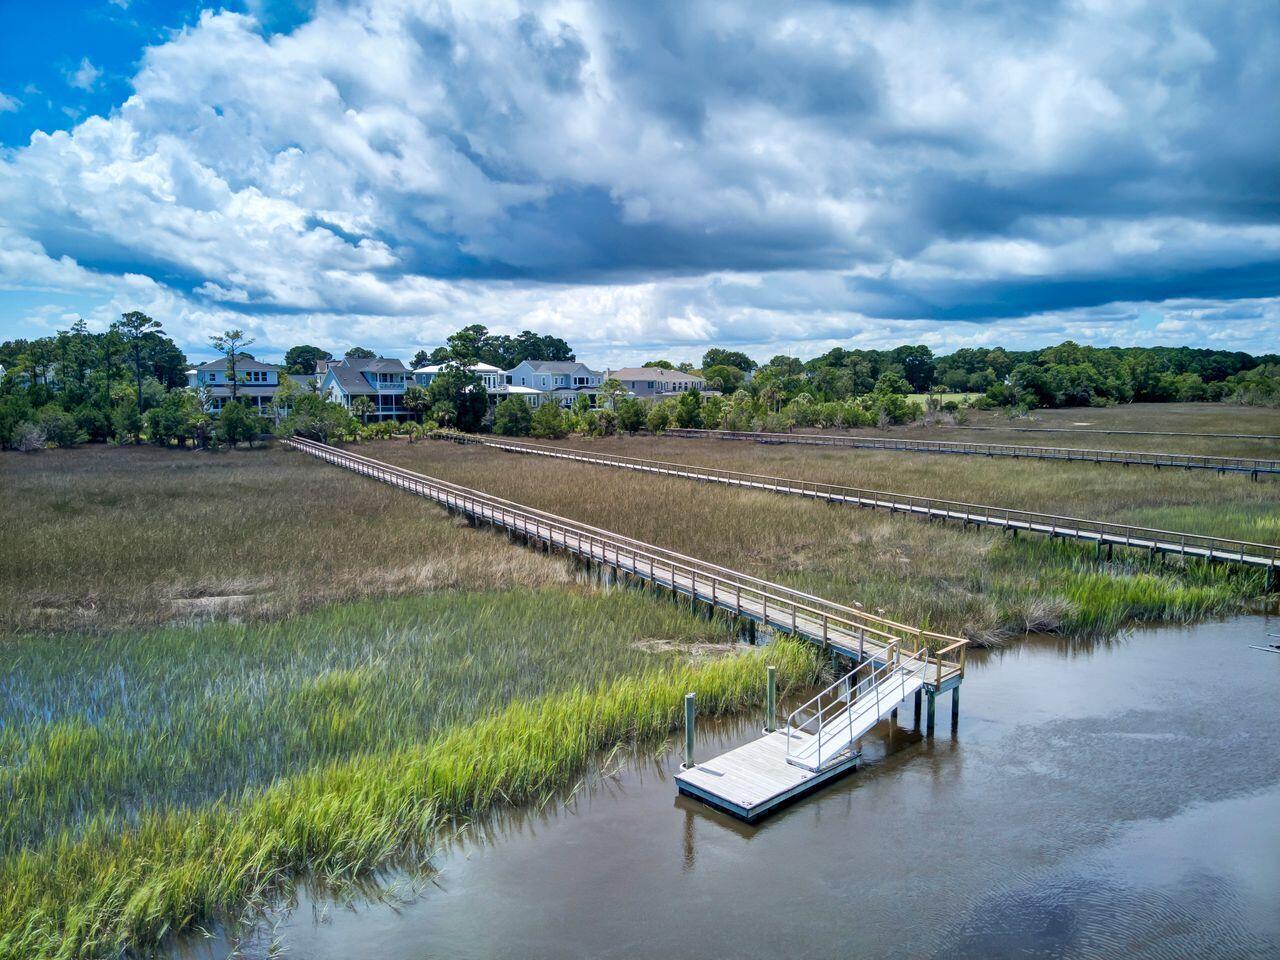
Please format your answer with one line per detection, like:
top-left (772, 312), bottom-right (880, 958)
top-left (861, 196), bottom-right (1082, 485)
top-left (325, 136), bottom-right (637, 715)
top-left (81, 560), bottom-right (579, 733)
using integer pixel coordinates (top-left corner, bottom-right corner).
top-left (436, 433), bottom-right (1280, 578)
top-left (664, 428), bottom-right (1280, 479)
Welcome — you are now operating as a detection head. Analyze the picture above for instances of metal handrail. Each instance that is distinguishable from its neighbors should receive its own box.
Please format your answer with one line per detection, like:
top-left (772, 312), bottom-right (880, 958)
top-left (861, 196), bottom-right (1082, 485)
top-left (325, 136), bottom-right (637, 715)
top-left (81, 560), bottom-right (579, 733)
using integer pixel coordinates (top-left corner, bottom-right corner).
top-left (284, 437), bottom-right (967, 679)
top-left (785, 645), bottom-right (930, 770)
top-left (664, 428), bottom-right (1280, 476)
top-left (437, 432), bottom-right (1280, 569)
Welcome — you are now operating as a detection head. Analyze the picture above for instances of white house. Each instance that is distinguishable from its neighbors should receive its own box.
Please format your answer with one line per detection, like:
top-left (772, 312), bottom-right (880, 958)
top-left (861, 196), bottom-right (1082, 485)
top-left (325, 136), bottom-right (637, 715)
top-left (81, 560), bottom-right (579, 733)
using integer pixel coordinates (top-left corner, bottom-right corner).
top-left (187, 355), bottom-right (285, 415)
top-left (321, 356), bottom-right (413, 420)
top-left (413, 361), bottom-right (506, 393)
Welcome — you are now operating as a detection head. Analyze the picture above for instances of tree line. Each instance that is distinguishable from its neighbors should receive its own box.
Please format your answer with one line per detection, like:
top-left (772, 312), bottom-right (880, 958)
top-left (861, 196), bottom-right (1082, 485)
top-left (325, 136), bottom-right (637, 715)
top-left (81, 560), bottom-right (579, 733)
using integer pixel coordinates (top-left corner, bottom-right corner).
top-left (3, 314), bottom-right (1276, 451)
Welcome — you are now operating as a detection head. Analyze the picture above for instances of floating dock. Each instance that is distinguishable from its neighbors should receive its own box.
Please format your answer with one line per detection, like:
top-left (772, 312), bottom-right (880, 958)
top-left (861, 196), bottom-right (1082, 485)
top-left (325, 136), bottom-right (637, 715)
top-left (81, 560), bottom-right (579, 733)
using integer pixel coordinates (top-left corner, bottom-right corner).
top-left (675, 731), bottom-right (859, 822)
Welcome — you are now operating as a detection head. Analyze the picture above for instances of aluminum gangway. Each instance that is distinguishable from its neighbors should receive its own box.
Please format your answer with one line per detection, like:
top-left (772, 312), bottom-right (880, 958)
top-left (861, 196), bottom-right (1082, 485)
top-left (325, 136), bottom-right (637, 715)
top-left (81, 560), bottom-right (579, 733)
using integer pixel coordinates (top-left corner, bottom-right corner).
top-left (675, 646), bottom-right (931, 822)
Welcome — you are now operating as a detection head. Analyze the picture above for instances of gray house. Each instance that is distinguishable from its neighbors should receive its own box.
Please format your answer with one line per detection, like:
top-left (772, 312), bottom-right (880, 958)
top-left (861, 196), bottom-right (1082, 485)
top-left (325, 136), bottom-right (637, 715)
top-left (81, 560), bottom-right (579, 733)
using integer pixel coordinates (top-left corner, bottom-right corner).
top-left (607, 367), bottom-right (707, 397)
top-left (321, 356), bottom-right (413, 421)
top-left (187, 355), bottom-right (286, 415)
top-left (505, 360), bottom-right (604, 407)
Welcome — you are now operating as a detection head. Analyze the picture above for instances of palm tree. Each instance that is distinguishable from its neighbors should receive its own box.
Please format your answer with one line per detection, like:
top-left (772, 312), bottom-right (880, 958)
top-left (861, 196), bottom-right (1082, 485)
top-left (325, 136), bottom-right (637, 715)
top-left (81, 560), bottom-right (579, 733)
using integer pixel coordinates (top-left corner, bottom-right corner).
top-left (351, 396), bottom-right (374, 425)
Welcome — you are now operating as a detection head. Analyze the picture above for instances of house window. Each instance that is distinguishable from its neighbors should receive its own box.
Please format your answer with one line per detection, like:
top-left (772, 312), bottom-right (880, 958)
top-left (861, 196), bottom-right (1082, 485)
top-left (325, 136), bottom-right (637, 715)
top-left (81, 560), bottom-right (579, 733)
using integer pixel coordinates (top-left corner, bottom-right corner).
top-left (647, 381), bottom-right (655, 389)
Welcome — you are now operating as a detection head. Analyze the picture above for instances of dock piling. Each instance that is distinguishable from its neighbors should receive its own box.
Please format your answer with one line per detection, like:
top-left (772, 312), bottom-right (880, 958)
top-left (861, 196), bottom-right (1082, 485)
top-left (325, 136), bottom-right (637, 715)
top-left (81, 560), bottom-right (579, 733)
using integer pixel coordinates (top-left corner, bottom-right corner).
top-left (683, 693), bottom-right (696, 769)
top-left (765, 666), bottom-right (776, 733)
top-left (926, 691), bottom-right (936, 737)
top-left (951, 688), bottom-right (960, 732)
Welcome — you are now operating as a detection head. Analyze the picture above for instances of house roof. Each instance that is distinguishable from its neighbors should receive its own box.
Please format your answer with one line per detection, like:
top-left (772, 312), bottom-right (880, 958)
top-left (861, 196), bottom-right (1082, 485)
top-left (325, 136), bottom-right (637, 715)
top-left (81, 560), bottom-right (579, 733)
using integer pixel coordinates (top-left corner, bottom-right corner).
top-left (608, 367), bottom-right (705, 382)
top-left (344, 357), bottom-right (409, 373)
top-left (192, 354), bottom-right (283, 372)
top-left (325, 364), bottom-right (376, 395)
top-left (413, 361), bottom-right (505, 375)
top-left (515, 360), bottom-right (597, 375)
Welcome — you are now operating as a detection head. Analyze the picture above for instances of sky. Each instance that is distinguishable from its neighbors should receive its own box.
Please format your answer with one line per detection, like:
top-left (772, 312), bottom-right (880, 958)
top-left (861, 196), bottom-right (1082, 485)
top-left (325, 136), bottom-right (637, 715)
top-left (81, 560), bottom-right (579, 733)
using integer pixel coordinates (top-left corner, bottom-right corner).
top-left (0, 0), bottom-right (1278, 365)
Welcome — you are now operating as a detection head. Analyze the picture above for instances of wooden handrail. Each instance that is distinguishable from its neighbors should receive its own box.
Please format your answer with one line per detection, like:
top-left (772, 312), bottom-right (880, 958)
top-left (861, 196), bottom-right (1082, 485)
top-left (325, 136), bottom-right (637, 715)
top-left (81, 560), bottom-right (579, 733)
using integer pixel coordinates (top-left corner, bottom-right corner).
top-left (434, 431), bottom-right (1280, 569)
top-left (285, 437), bottom-right (969, 679)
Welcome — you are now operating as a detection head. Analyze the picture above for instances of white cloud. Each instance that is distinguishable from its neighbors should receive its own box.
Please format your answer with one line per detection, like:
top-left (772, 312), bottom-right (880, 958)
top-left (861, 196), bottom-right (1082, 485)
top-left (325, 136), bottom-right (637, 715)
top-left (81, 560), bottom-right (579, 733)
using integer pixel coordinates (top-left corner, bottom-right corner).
top-left (0, 93), bottom-right (19, 114)
top-left (0, 1), bottom-right (1277, 358)
top-left (68, 58), bottom-right (102, 92)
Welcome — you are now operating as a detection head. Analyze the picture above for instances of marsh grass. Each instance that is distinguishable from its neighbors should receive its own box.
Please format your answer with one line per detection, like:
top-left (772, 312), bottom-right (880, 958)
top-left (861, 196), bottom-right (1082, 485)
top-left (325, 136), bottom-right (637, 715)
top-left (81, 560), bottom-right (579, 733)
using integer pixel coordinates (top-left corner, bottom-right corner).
top-left (0, 639), bottom-right (820, 960)
top-left (0, 444), bottom-right (568, 631)
top-left (0, 587), bottom-right (741, 854)
top-left (379, 438), bottom-right (1273, 642)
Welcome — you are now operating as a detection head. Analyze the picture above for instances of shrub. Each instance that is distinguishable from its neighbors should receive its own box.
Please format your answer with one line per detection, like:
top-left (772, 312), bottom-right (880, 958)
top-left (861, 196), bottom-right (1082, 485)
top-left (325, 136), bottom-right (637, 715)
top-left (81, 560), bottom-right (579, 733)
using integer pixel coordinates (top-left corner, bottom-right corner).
top-left (36, 406), bottom-right (86, 448)
top-left (73, 404), bottom-right (111, 443)
top-left (530, 401), bottom-right (568, 439)
top-left (646, 402), bottom-right (673, 434)
top-left (15, 421), bottom-right (46, 452)
top-left (110, 400), bottom-right (142, 444)
top-left (493, 397), bottom-right (533, 436)
top-left (216, 400), bottom-right (266, 448)
top-left (615, 397), bottom-right (646, 434)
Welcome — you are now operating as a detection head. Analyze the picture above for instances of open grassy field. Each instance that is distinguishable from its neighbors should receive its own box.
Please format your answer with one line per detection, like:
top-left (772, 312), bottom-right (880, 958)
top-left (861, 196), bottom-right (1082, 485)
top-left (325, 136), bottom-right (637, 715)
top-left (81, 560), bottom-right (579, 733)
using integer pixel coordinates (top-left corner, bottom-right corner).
top-left (0, 444), bottom-right (824, 958)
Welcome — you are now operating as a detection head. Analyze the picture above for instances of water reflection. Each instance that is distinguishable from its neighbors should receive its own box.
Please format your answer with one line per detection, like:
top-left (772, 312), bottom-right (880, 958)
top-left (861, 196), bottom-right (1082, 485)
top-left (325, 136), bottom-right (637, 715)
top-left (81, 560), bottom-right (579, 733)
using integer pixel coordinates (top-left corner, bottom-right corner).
top-left (176, 616), bottom-right (1280, 960)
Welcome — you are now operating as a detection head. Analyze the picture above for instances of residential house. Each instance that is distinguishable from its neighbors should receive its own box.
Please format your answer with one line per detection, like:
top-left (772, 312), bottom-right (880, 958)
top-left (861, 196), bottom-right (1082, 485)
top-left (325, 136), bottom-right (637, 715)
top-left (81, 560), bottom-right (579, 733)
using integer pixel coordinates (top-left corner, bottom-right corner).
top-left (187, 355), bottom-right (286, 415)
top-left (413, 361), bottom-right (506, 393)
top-left (607, 367), bottom-right (707, 397)
top-left (505, 360), bottom-right (604, 408)
top-left (321, 356), bottom-right (413, 421)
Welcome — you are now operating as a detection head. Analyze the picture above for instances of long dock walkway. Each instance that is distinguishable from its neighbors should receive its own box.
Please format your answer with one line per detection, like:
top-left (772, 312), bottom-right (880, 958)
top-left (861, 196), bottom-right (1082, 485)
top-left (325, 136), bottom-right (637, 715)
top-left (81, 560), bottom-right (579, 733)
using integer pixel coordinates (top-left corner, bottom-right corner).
top-left (665, 427), bottom-right (1280, 478)
top-left (285, 436), bottom-right (967, 821)
top-left (436, 433), bottom-right (1280, 577)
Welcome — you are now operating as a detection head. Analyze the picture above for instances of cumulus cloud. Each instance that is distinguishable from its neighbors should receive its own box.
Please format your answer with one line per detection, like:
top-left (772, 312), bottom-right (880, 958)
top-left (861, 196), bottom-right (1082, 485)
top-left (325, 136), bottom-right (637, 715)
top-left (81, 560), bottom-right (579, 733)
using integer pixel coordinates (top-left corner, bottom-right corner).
top-left (2, 0), bottom-right (1278, 359)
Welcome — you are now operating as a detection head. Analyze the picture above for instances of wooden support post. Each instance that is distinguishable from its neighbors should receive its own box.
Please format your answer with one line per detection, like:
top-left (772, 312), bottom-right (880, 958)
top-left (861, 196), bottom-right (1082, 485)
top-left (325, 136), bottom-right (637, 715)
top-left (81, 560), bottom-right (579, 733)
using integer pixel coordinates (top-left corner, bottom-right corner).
top-left (765, 666), bottom-right (776, 733)
top-left (683, 693), bottom-right (696, 769)
top-left (926, 691), bottom-right (936, 737)
top-left (951, 687), bottom-right (960, 732)
top-left (913, 690), bottom-right (922, 732)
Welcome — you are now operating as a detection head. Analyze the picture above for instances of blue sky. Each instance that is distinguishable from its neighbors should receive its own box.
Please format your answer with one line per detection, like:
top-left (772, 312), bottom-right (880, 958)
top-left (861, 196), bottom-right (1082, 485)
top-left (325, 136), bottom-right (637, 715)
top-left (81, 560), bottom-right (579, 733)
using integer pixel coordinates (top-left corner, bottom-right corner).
top-left (1, 0), bottom-right (1278, 364)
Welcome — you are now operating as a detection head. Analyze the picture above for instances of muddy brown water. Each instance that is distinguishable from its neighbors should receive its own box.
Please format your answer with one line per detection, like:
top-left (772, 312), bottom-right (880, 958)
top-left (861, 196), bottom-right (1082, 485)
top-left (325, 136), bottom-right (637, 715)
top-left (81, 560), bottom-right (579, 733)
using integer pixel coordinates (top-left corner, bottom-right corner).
top-left (179, 615), bottom-right (1280, 959)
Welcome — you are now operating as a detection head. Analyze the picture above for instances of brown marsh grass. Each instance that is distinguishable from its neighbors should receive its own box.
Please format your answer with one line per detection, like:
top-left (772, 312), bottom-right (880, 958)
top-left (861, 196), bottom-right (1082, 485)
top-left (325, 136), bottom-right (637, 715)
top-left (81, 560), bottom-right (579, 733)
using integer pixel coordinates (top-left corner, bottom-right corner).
top-left (0, 444), bottom-right (569, 631)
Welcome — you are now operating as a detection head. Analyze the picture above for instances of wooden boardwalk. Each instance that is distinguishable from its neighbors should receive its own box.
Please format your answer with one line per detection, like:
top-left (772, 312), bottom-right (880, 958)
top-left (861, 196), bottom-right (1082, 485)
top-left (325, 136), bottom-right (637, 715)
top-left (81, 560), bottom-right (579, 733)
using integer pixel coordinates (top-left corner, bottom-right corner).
top-left (437, 433), bottom-right (1280, 576)
top-left (665, 428), bottom-right (1280, 478)
top-left (283, 437), bottom-right (967, 688)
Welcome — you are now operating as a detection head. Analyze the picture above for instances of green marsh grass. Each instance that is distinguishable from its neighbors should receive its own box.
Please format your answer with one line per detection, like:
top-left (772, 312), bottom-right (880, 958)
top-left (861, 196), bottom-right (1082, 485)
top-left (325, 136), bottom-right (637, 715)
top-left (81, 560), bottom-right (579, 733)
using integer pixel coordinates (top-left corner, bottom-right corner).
top-left (0, 588), bottom-right (743, 854)
top-left (0, 639), bottom-right (820, 960)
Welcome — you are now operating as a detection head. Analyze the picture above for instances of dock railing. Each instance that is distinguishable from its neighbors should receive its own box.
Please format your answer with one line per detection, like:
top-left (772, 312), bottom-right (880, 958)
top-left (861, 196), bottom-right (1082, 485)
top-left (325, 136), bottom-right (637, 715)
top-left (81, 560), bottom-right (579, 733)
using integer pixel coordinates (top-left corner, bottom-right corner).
top-left (785, 644), bottom-right (930, 771)
top-left (663, 427), bottom-right (1280, 477)
top-left (433, 432), bottom-right (1280, 572)
top-left (284, 436), bottom-right (966, 684)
